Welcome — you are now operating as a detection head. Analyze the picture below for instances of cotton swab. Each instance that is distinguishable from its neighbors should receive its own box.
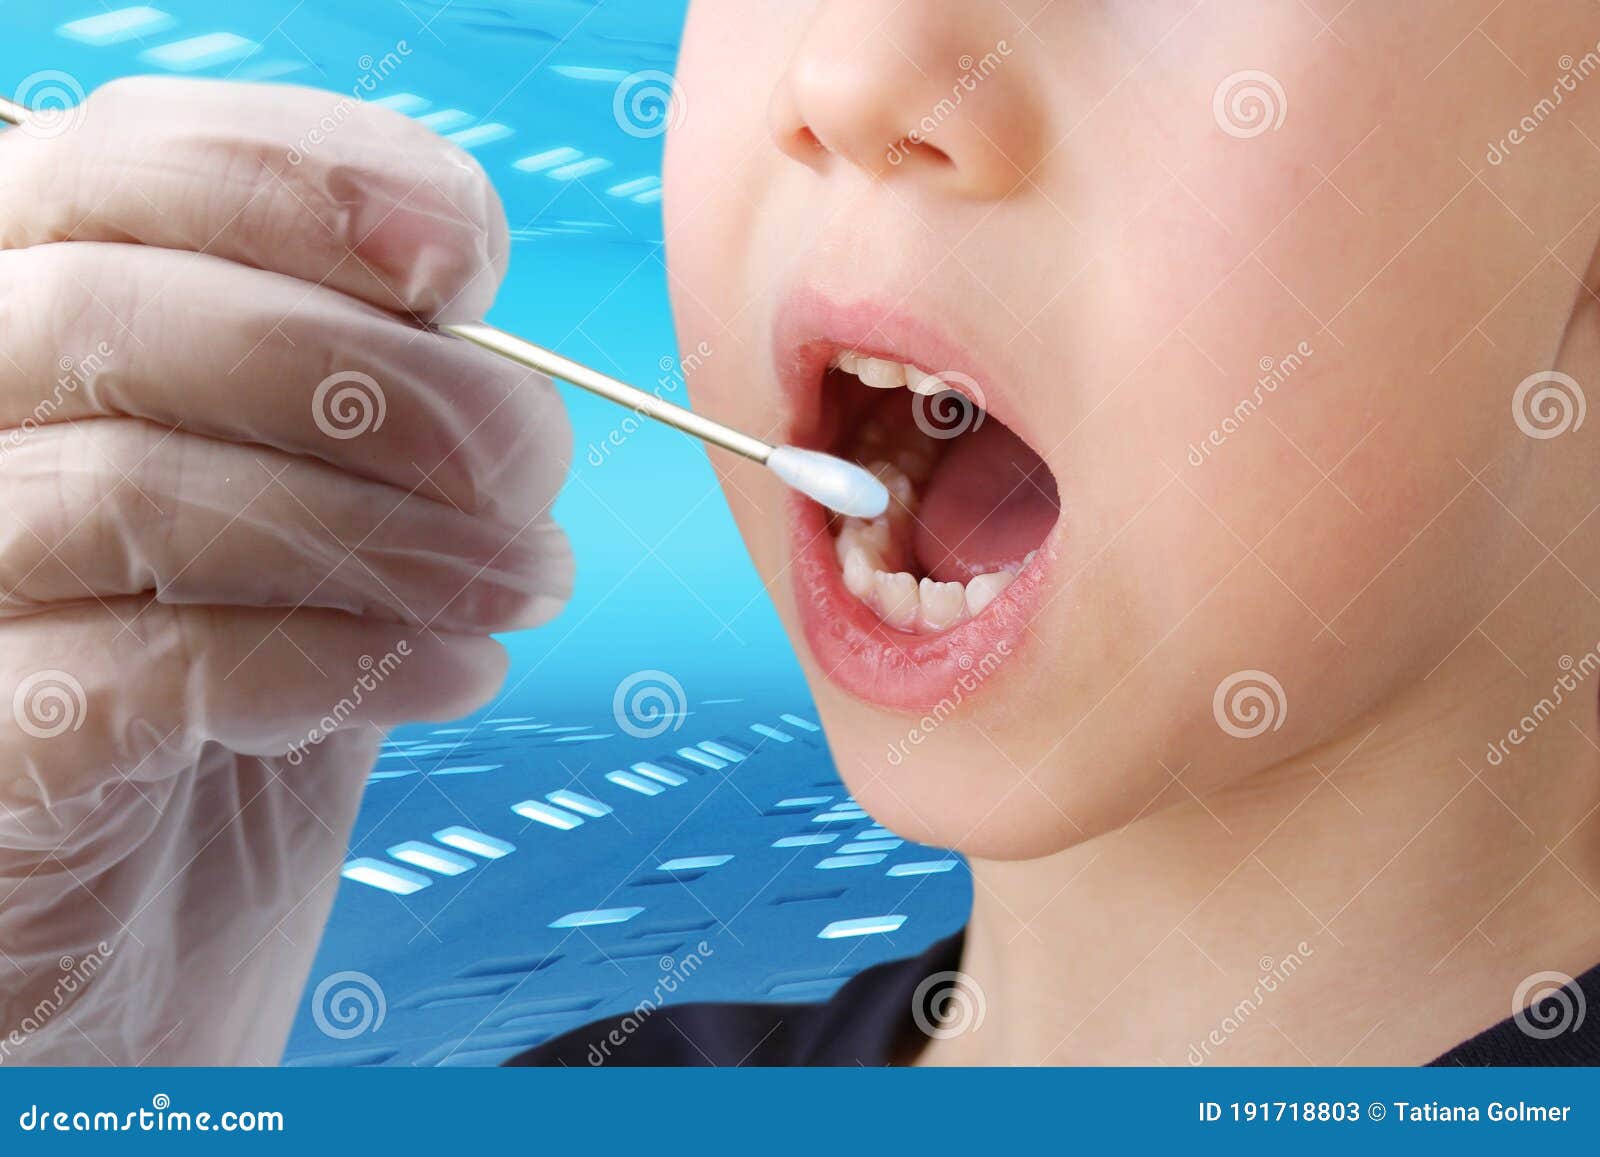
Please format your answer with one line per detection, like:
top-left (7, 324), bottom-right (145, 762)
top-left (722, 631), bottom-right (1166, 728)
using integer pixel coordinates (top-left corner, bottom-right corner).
top-left (0, 95), bottom-right (890, 520)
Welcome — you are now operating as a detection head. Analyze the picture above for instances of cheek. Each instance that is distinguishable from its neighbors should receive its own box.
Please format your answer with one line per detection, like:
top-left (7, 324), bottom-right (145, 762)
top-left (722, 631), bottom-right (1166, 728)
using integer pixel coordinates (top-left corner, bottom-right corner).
top-left (660, 1), bottom-right (1595, 861)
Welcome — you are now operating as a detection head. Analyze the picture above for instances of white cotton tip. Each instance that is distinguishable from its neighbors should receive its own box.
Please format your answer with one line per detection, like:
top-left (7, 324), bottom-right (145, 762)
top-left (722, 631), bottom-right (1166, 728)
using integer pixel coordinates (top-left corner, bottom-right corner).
top-left (766, 445), bottom-right (891, 519)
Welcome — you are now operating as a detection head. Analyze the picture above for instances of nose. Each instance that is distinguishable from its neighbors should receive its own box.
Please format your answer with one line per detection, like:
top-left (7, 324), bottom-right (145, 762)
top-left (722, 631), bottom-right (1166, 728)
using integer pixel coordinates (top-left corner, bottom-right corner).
top-left (768, 2), bottom-right (1044, 200)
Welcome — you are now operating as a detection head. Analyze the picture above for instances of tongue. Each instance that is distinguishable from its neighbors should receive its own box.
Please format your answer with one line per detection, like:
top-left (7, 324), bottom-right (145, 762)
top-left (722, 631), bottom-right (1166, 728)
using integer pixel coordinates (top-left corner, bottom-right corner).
top-left (913, 420), bottom-right (1058, 583)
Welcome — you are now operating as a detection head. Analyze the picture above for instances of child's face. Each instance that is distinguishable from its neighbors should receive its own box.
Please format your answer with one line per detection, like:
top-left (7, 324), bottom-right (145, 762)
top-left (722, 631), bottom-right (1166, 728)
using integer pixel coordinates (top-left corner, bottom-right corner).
top-left (664, 1), bottom-right (1600, 857)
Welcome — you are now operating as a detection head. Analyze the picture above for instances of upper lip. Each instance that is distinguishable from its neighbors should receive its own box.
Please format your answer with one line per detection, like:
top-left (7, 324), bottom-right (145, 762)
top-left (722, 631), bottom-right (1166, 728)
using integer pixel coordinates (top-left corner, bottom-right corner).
top-left (771, 285), bottom-right (1032, 456)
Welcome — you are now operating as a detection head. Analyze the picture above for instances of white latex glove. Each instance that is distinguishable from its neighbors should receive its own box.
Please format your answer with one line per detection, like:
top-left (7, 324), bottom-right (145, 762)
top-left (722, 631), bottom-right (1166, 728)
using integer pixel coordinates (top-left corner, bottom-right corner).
top-left (0, 77), bottom-right (573, 1064)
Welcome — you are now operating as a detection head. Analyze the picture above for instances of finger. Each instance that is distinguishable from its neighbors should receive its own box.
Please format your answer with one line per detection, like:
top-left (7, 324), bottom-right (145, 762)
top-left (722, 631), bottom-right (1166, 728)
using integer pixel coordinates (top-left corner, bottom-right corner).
top-left (0, 419), bottom-right (573, 632)
top-left (0, 76), bottom-right (507, 322)
top-left (0, 242), bottom-right (570, 521)
top-left (0, 601), bottom-right (509, 838)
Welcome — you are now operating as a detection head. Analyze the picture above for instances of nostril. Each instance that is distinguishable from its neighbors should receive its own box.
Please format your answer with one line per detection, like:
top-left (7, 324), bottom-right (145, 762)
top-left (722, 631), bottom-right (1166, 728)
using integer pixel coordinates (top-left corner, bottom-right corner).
top-left (887, 137), bottom-right (954, 171)
top-left (774, 120), bottom-right (831, 168)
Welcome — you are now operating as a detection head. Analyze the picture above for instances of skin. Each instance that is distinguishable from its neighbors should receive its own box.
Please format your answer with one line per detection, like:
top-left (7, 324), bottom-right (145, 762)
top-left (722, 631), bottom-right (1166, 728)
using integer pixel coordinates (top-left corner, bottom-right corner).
top-left (664, 1), bottom-right (1600, 1062)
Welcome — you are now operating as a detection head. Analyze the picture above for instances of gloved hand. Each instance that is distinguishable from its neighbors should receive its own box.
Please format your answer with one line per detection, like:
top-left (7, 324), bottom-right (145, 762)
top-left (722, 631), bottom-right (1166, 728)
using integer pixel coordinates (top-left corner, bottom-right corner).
top-left (0, 77), bottom-right (573, 1064)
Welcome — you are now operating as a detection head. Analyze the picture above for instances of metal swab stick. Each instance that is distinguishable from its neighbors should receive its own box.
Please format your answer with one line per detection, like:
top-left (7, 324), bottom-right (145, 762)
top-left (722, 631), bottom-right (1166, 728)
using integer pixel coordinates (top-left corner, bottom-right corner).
top-left (0, 94), bottom-right (889, 519)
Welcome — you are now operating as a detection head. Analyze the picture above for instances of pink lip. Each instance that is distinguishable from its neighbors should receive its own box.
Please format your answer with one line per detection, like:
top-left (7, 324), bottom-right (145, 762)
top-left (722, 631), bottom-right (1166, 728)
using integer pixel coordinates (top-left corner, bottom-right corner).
top-left (771, 288), bottom-right (1058, 712)
top-left (772, 289), bottom-right (1031, 453)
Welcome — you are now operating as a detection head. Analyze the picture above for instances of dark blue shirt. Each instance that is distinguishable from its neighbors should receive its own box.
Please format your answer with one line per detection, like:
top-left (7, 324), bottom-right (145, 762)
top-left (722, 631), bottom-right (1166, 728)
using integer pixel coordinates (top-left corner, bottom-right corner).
top-left (507, 931), bottom-right (1600, 1066)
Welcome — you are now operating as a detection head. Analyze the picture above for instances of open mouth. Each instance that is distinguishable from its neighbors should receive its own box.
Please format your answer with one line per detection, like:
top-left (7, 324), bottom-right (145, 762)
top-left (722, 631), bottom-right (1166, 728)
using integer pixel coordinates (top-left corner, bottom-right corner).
top-left (819, 350), bottom-right (1059, 631)
top-left (775, 296), bottom-right (1061, 711)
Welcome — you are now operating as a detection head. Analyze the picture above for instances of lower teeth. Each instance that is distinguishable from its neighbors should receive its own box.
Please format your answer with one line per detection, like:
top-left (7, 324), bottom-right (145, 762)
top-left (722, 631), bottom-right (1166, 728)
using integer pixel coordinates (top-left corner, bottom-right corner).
top-left (833, 459), bottom-right (1033, 633)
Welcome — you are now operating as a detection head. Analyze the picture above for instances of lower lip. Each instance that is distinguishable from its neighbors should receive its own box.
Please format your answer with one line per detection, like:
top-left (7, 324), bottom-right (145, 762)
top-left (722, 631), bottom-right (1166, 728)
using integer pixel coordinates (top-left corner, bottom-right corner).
top-left (787, 492), bottom-right (1052, 712)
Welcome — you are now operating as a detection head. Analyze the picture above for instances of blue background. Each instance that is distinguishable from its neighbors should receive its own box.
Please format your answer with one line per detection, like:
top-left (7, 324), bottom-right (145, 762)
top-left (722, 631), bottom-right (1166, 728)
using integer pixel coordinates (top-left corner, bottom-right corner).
top-left (1, 0), bottom-right (971, 1065)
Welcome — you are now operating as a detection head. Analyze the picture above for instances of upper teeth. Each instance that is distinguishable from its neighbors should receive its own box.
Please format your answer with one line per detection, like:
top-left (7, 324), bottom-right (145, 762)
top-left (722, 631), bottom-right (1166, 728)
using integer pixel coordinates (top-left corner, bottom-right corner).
top-left (831, 350), bottom-right (948, 395)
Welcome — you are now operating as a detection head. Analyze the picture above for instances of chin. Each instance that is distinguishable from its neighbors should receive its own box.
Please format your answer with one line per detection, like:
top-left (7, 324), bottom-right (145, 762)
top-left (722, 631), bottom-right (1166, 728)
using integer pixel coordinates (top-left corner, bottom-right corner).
top-left (809, 716), bottom-right (1099, 861)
